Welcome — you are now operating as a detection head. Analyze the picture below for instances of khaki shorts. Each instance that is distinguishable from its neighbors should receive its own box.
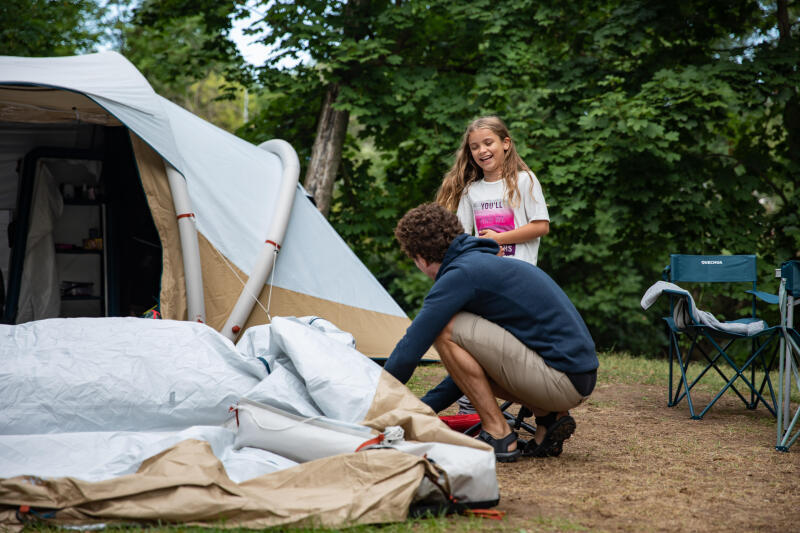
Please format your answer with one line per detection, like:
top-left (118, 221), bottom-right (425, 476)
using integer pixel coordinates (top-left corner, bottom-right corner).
top-left (451, 312), bottom-right (586, 412)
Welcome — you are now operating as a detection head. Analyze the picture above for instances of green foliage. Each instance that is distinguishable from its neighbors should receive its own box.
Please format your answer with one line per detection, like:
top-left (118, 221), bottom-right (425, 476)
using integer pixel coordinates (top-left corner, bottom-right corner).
top-left (130, 0), bottom-right (251, 87)
top-left (236, 80), bottom-right (323, 164)
top-left (0, 0), bottom-right (105, 56)
top-left (121, 6), bottom-right (258, 132)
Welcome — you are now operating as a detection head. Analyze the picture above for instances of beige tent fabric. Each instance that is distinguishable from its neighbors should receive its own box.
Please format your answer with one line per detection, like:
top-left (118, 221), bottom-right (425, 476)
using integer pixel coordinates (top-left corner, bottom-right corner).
top-left (363, 371), bottom-right (491, 453)
top-left (129, 132), bottom-right (186, 320)
top-left (197, 234), bottom-right (435, 358)
top-left (0, 86), bottom-right (121, 125)
top-left (0, 440), bottom-right (438, 529)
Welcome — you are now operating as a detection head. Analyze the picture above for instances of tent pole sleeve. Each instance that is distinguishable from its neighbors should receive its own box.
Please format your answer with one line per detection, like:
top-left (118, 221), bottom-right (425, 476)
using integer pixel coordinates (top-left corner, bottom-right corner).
top-left (222, 139), bottom-right (300, 340)
top-left (165, 164), bottom-right (206, 323)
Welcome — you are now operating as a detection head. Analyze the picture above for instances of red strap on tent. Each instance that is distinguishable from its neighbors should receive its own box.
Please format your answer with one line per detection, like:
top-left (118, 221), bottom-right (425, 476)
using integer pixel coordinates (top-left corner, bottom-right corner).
top-left (464, 509), bottom-right (505, 520)
top-left (229, 406), bottom-right (239, 427)
top-left (355, 433), bottom-right (384, 452)
top-left (176, 213), bottom-right (195, 220)
top-left (265, 239), bottom-right (281, 250)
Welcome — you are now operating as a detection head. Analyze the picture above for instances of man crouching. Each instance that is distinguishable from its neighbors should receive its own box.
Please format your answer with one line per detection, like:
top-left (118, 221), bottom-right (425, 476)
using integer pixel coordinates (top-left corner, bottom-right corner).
top-left (384, 203), bottom-right (598, 462)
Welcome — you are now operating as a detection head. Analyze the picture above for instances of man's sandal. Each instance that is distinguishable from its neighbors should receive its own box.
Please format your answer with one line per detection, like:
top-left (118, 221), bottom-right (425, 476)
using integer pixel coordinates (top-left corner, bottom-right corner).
top-left (522, 413), bottom-right (576, 458)
top-left (477, 429), bottom-right (521, 463)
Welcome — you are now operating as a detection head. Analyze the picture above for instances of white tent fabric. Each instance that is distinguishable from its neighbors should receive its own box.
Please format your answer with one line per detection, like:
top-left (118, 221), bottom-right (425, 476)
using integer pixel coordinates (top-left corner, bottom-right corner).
top-left (0, 318), bottom-right (266, 434)
top-left (0, 426), bottom-right (297, 483)
top-left (0, 317), bottom-right (498, 512)
top-left (0, 52), bottom-right (406, 318)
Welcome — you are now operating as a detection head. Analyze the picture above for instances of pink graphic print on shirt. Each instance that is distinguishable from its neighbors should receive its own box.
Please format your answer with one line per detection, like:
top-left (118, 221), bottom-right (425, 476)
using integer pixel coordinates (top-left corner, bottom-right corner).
top-left (473, 200), bottom-right (516, 256)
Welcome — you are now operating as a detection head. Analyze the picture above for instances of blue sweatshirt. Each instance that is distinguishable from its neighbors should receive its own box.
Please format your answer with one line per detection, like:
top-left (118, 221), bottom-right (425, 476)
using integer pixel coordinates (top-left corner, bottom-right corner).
top-left (384, 234), bottom-right (597, 411)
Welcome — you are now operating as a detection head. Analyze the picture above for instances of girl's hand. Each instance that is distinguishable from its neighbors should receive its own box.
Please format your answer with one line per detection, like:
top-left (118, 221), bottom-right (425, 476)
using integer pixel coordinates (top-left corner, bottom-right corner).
top-left (478, 230), bottom-right (504, 255)
top-left (479, 229), bottom-right (500, 241)
top-left (480, 221), bottom-right (549, 245)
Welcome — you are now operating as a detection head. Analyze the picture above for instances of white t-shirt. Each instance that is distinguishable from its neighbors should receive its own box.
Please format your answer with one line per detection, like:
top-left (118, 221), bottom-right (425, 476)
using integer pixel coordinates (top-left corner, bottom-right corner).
top-left (456, 171), bottom-right (549, 265)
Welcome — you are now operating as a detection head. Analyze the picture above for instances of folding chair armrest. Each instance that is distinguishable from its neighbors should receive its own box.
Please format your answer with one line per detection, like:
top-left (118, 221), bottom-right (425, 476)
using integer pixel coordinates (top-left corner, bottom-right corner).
top-left (662, 289), bottom-right (688, 297)
top-left (745, 289), bottom-right (779, 305)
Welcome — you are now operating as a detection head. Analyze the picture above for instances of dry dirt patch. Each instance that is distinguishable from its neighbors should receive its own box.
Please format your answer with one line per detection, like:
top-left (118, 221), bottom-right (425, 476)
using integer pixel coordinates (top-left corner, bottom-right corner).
top-left (416, 365), bottom-right (800, 532)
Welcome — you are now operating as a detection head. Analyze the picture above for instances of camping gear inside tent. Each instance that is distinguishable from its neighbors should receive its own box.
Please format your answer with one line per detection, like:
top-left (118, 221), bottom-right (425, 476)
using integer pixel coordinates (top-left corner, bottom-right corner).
top-left (0, 316), bottom-right (498, 528)
top-left (0, 52), bottom-right (414, 356)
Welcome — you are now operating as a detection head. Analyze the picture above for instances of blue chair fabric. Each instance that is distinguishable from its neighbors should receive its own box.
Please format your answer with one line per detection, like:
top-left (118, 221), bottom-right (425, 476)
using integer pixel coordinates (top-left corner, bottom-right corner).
top-left (662, 254), bottom-right (780, 420)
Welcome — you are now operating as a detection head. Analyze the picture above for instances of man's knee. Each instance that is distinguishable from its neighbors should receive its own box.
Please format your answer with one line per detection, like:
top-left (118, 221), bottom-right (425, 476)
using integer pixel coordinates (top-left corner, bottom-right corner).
top-left (434, 315), bottom-right (458, 350)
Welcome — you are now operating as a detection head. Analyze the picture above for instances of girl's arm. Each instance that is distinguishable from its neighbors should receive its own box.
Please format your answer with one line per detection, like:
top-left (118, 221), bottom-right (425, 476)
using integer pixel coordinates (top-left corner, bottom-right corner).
top-left (479, 220), bottom-right (549, 244)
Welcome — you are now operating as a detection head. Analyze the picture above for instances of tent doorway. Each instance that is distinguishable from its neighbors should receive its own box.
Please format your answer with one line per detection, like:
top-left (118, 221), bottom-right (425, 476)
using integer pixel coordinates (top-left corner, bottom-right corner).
top-left (0, 123), bottom-right (162, 323)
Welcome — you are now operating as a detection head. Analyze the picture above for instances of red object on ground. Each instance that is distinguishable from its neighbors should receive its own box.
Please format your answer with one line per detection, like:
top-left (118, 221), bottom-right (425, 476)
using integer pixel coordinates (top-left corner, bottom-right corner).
top-left (439, 413), bottom-right (481, 435)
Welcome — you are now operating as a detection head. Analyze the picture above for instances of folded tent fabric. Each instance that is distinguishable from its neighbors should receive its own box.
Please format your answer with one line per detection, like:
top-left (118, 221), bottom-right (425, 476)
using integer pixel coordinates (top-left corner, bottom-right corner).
top-left (234, 317), bottom-right (499, 504)
top-left (0, 439), bottom-right (435, 529)
top-left (0, 316), bottom-right (498, 528)
top-left (0, 317), bottom-right (267, 434)
top-left (0, 426), bottom-right (297, 483)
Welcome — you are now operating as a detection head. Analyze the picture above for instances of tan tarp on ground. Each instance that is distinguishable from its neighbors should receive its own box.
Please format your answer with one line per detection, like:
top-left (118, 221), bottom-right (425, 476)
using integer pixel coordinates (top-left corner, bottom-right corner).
top-left (0, 440), bottom-right (436, 530)
top-left (0, 370), bottom-right (487, 529)
top-left (364, 371), bottom-right (490, 450)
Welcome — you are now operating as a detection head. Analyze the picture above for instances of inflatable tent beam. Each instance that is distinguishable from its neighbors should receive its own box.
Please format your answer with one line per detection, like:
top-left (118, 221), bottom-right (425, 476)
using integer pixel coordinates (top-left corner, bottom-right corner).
top-left (166, 164), bottom-right (207, 323)
top-left (222, 139), bottom-right (300, 340)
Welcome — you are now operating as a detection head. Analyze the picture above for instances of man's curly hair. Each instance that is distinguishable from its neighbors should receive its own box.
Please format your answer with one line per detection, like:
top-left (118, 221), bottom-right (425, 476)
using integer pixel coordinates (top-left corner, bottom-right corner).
top-left (395, 203), bottom-right (464, 263)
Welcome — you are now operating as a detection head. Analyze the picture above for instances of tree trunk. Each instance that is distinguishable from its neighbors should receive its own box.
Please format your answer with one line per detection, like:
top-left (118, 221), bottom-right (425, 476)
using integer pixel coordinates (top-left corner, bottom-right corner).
top-left (303, 0), bottom-right (369, 218)
top-left (303, 83), bottom-right (349, 217)
top-left (776, 0), bottom-right (791, 46)
top-left (776, 0), bottom-right (799, 168)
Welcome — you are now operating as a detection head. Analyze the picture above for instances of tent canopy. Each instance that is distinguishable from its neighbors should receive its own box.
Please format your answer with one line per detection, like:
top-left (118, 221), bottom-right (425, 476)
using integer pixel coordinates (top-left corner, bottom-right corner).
top-left (0, 52), bottom-right (415, 356)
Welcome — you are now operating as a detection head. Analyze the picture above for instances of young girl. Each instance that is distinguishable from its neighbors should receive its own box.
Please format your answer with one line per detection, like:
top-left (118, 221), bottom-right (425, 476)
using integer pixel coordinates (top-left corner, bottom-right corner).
top-left (436, 116), bottom-right (549, 265)
top-left (437, 116), bottom-right (550, 419)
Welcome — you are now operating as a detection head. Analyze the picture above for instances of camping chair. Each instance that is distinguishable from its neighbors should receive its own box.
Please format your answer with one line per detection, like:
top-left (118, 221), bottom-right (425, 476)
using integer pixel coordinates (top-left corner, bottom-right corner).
top-left (661, 254), bottom-right (780, 420)
top-left (776, 260), bottom-right (800, 452)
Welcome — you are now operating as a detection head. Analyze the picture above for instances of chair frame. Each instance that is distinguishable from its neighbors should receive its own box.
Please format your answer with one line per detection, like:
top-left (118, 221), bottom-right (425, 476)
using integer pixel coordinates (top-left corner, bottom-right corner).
top-left (464, 401), bottom-right (537, 436)
top-left (776, 260), bottom-right (800, 452)
top-left (662, 255), bottom-right (780, 420)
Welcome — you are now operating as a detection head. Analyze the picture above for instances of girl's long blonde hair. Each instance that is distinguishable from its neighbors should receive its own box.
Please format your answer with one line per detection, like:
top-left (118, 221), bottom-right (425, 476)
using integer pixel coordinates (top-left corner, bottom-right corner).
top-left (435, 116), bottom-right (532, 212)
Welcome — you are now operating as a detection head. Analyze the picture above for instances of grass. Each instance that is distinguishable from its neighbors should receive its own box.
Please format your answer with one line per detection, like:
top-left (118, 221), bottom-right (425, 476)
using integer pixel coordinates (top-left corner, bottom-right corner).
top-left (599, 350), bottom-right (800, 404)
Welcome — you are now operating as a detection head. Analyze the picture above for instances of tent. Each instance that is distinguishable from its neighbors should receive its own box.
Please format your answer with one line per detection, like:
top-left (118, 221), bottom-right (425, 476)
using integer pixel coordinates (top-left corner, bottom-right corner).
top-left (0, 52), bottom-right (412, 356)
top-left (0, 316), bottom-right (498, 528)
